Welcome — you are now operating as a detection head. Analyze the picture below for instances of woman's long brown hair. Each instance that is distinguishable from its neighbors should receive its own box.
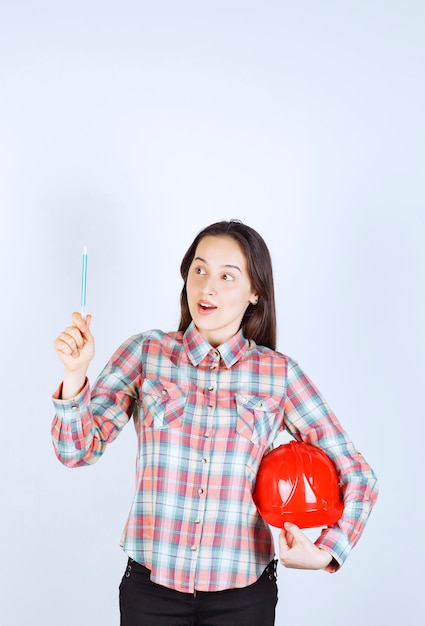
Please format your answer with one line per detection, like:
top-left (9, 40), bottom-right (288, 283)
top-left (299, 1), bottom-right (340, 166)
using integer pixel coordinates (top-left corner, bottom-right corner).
top-left (178, 220), bottom-right (277, 351)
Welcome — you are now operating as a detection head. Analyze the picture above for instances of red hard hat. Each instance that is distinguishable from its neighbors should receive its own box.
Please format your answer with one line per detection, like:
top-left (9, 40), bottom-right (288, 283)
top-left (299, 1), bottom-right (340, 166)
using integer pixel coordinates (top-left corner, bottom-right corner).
top-left (253, 440), bottom-right (344, 529)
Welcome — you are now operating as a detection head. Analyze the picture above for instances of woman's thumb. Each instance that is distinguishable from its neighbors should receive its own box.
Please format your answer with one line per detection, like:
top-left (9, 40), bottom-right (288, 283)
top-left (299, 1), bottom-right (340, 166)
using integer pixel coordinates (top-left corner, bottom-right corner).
top-left (284, 522), bottom-right (300, 535)
top-left (84, 314), bottom-right (94, 338)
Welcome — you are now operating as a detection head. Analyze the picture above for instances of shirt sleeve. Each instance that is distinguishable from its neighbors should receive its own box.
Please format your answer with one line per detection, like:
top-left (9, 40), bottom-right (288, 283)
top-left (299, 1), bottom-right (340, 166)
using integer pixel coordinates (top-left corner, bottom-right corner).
top-left (283, 358), bottom-right (379, 571)
top-left (51, 335), bottom-right (144, 467)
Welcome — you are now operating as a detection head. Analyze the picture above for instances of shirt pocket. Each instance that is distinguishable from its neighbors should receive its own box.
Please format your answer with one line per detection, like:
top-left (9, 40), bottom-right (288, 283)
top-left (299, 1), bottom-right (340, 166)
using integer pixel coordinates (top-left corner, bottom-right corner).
top-left (235, 393), bottom-right (281, 446)
top-left (141, 378), bottom-right (187, 429)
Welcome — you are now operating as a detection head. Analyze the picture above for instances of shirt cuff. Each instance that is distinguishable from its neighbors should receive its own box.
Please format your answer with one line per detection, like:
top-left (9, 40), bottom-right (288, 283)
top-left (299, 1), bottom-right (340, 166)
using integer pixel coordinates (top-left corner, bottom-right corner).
top-left (52, 379), bottom-right (90, 420)
top-left (314, 527), bottom-right (352, 572)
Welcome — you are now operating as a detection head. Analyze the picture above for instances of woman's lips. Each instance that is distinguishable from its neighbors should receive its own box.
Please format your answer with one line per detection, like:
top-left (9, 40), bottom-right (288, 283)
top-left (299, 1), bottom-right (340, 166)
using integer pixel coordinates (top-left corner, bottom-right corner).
top-left (197, 301), bottom-right (217, 315)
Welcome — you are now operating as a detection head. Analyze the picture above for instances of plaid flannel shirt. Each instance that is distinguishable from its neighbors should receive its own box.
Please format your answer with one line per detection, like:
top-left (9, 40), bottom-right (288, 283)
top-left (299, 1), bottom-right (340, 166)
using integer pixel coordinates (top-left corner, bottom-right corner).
top-left (52, 322), bottom-right (378, 592)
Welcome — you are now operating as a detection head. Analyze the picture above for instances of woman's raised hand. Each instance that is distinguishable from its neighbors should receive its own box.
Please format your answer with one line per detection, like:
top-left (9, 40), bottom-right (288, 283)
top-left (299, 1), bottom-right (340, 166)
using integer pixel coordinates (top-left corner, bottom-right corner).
top-left (54, 313), bottom-right (95, 399)
top-left (54, 312), bottom-right (95, 370)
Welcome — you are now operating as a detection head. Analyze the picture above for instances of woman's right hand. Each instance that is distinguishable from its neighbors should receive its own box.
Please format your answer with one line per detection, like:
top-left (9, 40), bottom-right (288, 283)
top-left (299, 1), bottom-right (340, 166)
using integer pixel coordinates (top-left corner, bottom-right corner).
top-left (54, 313), bottom-right (95, 398)
top-left (54, 312), bottom-right (95, 370)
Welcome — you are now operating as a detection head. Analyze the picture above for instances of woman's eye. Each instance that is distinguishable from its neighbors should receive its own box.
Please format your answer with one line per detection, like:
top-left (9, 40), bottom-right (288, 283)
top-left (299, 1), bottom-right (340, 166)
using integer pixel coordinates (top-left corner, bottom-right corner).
top-left (195, 267), bottom-right (206, 275)
top-left (222, 273), bottom-right (234, 281)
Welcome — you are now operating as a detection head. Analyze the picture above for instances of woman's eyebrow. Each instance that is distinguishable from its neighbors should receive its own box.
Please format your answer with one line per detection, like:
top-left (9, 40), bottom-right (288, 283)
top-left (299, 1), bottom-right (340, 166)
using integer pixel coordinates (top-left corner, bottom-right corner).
top-left (194, 256), bottom-right (242, 274)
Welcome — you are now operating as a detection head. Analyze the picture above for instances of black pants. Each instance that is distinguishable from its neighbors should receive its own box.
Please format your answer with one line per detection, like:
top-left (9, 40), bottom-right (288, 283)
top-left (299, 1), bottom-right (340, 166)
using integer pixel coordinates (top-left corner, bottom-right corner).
top-left (119, 559), bottom-right (278, 626)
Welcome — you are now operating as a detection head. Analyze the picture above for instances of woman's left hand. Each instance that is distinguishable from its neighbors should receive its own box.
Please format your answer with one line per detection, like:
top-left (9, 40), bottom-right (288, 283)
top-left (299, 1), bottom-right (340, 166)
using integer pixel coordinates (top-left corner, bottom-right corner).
top-left (279, 522), bottom-right (333, 570)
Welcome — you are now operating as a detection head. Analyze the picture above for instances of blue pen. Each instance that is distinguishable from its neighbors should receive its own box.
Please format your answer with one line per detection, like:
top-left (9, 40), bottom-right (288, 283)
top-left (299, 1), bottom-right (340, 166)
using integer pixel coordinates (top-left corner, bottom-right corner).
top-left (81, 245), bottom-right (88, 319)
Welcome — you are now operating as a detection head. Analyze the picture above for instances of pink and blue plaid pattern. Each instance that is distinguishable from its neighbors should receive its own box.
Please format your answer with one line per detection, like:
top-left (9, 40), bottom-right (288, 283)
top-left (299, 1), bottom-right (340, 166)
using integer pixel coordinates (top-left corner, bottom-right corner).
top-left (52, 322), bottom-right (378, 592)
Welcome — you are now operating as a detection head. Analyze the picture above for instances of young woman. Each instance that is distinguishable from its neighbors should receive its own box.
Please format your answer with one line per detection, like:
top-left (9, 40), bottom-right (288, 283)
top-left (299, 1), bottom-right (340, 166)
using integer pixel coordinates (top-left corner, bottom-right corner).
top-left (52, 220), bottom-right (378, 626)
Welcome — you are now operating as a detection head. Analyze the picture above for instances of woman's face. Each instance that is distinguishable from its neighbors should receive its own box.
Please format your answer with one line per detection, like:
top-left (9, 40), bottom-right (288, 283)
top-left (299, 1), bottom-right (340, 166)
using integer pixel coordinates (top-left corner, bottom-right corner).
top-left (186, 235), bottom-right (258, 347)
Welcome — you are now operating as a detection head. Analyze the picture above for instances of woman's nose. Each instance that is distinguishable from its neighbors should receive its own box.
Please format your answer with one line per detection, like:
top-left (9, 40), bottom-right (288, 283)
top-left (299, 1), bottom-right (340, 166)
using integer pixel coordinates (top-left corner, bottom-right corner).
top-left (201, 277), bottom-right (217, 295)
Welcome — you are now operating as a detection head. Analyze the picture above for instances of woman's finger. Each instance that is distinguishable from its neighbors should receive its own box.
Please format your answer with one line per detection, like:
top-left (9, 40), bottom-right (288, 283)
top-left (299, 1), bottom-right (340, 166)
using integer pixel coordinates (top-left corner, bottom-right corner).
top-left (55, 330), bottom-right (83, 355)
top-left (54, 337), bottom-right (80, 358)
top-left (64, 326), bottom-right (85, 347)
top-left (71, 311), bottom-right (87, 333)
top-left (54, 337), bottom-right (73, 355)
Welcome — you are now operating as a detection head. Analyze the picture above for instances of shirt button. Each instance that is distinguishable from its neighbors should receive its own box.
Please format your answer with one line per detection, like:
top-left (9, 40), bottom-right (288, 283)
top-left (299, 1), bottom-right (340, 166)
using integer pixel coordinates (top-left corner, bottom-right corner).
top-left (202, 458), bottom-right (208, 464)
top-left (207, 386), bottom-right (214, 392)
top-left (207, 405), bottom-right (214, 410)
top-left (198, 488), bottom-right (204, 495)
top-left (194, 519), bottom-right (201, 524)
top-left (191, 545), bottom-right (198, 551)
top-left (70, 405), bottom-right (77, 410)
top-left (204, 432), bottom-right (210, 438)
top-left (210, 365), bottom-right (216, 370)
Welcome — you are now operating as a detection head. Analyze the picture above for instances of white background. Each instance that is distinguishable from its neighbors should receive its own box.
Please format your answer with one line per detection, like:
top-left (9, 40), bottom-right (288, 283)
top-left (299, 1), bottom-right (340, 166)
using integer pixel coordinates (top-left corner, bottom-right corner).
top-left (0, 1), bottom-right (424, 624)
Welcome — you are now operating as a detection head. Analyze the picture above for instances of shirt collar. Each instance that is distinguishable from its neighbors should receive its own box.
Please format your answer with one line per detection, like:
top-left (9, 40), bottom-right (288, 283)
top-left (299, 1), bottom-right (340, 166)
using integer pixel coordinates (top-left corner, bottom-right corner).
top-left (183, 321), bottom-right (250, 368)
